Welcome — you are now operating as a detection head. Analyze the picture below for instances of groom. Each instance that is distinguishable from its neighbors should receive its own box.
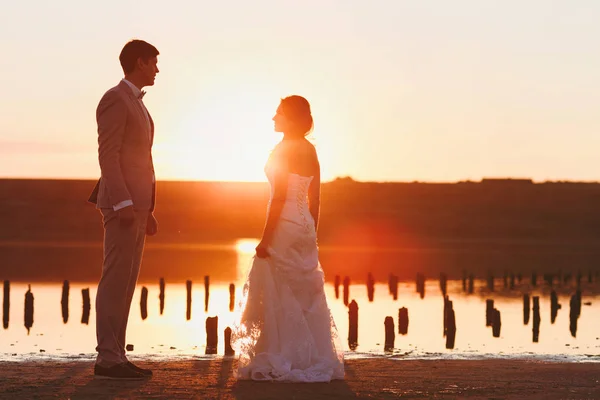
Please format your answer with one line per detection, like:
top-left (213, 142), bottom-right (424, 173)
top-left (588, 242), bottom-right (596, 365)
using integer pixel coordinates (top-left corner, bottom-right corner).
top-left (88, 39), bottom-right (159, 379)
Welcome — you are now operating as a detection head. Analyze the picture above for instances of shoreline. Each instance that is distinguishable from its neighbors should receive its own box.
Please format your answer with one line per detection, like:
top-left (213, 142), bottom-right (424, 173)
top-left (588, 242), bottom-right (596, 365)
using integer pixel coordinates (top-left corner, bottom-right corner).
top-left (0, 358), bottom-right (598, 399)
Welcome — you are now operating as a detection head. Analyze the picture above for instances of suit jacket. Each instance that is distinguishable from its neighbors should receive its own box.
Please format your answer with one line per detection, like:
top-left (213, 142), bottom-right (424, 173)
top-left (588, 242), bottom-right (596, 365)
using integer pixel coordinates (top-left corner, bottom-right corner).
top-left (88, 80), bottom-right (156, 211)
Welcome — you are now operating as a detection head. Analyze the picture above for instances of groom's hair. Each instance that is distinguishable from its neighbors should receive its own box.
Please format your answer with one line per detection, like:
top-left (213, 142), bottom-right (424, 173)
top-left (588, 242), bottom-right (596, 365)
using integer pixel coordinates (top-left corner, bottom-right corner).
top-left (119, 40), bottom-right (160, 74)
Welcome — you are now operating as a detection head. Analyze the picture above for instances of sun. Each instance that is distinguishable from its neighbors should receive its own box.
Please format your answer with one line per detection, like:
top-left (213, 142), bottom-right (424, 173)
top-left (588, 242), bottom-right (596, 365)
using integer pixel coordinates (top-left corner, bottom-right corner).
top-left (154, 88), bottom-right (282, 182)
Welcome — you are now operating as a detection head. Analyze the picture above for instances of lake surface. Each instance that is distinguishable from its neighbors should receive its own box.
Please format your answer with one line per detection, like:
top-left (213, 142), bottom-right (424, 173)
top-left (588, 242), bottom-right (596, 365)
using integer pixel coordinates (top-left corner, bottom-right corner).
top-left (1, 239), bottom-right (599, 362)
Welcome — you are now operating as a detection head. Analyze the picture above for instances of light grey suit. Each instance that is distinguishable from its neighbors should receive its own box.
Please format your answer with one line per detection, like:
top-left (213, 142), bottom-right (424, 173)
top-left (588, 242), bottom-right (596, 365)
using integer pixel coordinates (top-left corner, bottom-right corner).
top-left (88, 80), bottom-right (156, 367)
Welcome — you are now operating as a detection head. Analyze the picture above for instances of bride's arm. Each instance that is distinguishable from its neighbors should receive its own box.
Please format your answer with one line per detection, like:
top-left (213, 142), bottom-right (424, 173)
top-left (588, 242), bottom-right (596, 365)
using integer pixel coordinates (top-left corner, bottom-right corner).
top-left (308, 154), bottom-right (321, 232)
top-left (256, 148), bottom-right (289, 256)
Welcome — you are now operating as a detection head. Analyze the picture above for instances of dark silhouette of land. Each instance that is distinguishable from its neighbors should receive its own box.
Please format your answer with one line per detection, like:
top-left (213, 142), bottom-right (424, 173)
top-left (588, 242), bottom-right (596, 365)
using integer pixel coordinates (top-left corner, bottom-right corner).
top-left (1, 178), bottom-right (600, 282)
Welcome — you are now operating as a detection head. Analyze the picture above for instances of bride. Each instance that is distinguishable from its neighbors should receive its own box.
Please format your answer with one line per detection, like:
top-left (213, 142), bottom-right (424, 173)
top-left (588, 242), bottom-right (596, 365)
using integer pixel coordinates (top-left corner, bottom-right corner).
top-left (232, 95), bottom-right (345, 382)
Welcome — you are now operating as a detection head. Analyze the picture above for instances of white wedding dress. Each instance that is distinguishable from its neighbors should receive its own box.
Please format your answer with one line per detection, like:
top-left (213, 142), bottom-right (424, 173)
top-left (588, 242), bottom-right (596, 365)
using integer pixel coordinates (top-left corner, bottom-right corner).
top-left (231, 163), bottom-right (345, 382)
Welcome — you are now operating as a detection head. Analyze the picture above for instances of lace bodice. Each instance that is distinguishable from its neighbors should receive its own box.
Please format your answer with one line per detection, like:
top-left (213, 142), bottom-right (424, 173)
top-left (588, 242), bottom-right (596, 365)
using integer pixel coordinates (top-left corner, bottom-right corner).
top-left (265, 164), bottom-right (314, 230)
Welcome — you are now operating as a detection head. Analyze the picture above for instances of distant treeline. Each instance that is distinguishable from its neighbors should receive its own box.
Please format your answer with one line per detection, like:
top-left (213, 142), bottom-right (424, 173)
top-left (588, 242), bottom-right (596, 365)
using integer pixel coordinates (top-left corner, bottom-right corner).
top-left (1, 178), bottom-right (600, 281)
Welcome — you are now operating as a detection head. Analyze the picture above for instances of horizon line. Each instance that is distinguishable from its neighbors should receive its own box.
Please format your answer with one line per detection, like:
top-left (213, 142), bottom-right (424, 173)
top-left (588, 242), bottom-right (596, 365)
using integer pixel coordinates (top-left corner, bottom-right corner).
top-left (0, 176), bottom-right (599, 185)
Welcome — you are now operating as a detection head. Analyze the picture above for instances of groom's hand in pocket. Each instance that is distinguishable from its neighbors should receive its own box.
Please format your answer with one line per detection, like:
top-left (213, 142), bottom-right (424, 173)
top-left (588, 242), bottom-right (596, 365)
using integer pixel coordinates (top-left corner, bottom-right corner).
top-left (146, 213), bottom-right (158, 236)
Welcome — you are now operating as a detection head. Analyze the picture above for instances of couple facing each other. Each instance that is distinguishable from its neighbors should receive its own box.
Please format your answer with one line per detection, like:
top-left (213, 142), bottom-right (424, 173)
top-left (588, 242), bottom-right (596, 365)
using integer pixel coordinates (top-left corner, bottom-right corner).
top-left (88, 39), bottom-right (345, 382)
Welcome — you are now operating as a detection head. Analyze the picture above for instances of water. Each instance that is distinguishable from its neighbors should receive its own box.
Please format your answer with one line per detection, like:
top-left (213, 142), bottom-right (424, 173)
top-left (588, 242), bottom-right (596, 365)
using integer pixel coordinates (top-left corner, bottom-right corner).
top-left (1, 240), bottom-right (599, 362)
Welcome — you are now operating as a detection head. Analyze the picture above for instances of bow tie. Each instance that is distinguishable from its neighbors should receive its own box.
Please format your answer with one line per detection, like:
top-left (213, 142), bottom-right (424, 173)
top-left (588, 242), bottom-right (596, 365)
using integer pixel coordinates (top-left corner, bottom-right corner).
top-left (138, 91), bottom-right (146, 100)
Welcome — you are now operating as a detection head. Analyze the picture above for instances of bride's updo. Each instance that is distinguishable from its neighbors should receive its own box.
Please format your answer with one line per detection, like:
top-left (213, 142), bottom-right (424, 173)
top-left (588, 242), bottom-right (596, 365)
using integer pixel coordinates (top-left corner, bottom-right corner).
top-left (280, 95), bottom-right (314, 137)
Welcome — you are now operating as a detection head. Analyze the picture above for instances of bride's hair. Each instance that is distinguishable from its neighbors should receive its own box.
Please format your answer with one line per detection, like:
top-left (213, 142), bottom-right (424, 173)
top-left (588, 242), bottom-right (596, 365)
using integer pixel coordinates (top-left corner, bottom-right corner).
top-left (280, 95), bottom-right (314, 137)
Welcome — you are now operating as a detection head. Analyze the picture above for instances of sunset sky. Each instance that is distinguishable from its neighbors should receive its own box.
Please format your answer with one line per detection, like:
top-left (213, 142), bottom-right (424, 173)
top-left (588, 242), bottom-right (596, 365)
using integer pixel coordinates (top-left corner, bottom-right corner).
top-left (0, 1), bottom-right (598, 182)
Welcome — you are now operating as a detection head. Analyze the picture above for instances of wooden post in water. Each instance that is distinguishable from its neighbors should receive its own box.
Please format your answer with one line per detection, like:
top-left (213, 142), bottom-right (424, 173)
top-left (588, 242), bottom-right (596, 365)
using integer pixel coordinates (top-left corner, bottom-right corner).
top-left (348, 300), bottom-right (358, 350)
top-left (468, 274), bottom-right (474, 294)
top-left (384, 316), bottom-right (395, 352)
top-left (492, 309), bottom-right (501, 337)
top-left (445, 303), bottom-right (456, 350)
top-left (550, 290), bottom-right (561, 324)
top-left (24, 285), bottom-right (34, 334)
top-left (531, 271), bottom-right (537, 287)
top-left (343, 277), bottom-right (350, 306)
top-left (159, 278), bottom-right (165, 315)
top-left (588, 270), bottom-right (593, 284)
top-left (443, 295), bottom-right (450, 337)
top-left (439, 273), bottom-right (447, 296)
top-left (229, 284), bottom-right (235, 312)
top-left (61, 280), bottom-right (69, 324)
top-left (517, 273), bottom-right (522, 283)
top-left (523, 294), bottom-right (530, 325)
top-left (462, 270), bottom-right (467, 292)
top-left (485, 299), bottom-right (494, 326)
top-left (398, 307), bottom-right (409, 335)
top-left (224, 327), bottom-right (234, 356)
top-left (509, 273), bottom-right (515, 290)
top-left (81, 288), bottom-right (90, 325)
top-left (334, 275), bottom-right (341, 299)
top-left (140, 286), bottom-right (148, 320)
top-left (503, 271), bottom-right (508, 289)
top-left (367, 273), bottom-right (375, 302)
top-left (205, 316), bottom-right (218, 354)
top-left (186, 280), bottom-right (192, 320)
top-left (569, 293), bottom-right (580, 338)
top-left (204, 275), bottom-right (210, 312)
top-left (3, 280), bottom-right (10, 329)
top-left (576, 271), bottom-right (582, 289)
top-left (532, 296), bottom-right (540, 342)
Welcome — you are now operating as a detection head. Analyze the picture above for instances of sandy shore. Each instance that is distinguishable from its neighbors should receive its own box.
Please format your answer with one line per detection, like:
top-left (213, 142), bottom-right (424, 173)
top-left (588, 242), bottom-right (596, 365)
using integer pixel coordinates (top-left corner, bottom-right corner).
top-left (0, 358), bottom-right (598, 399)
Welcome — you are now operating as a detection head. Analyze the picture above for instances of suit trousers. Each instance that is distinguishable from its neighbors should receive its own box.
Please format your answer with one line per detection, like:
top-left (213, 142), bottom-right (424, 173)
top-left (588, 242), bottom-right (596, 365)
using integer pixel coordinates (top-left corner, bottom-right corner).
top-left (95, 207), bottom-right (148, 367)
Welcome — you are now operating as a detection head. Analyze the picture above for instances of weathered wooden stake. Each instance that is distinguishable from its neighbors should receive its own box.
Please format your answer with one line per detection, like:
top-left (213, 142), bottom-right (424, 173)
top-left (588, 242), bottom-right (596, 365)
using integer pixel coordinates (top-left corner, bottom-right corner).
top-left (334, 275), bottom-right (341, 299)
top-left (384, 316), bottom-right (395, 352)
top-left (61, 280), bottom-right (69, 324)
top-left (229, 283), bottom-right (235, 312)
top-left (3, 280), bottom-right (10, 329)
top-left (204, 275), bottom-right (210, 312)
top-left (348, 300), bottom-right (358, 350)
top-left (140, 286), bottom-right (148, 320)
top-left (224, 327), bottom-right (234, 356)
top-left (523, 294), bottom-right (530, 325)
top-left (186, 280), bottom-right (192, 320)
top-left (398, 307), bottom-right (409, 335)
top-left (24, 285), bottom-right (34, 334)
top-left (159, 278), bottom-right (165, 315)
top-left (492, 308), bottom-right (501, 337)
top-left (532, 296), bottom-right (540, 342)
top-left (485, 299), bottom-right (494, 326)
top-left (550, 290), bottom-right (561, 324)
top-left (205, 316), bottom-right (218, 354)
top-left (569, 293), bottom-right (580, 338)
top-left (445, 305), bottom-right (456, 350)
top-left (531, 271), bottom-right (537, 287)
top-left (81, 288), bottom-right (91, 325)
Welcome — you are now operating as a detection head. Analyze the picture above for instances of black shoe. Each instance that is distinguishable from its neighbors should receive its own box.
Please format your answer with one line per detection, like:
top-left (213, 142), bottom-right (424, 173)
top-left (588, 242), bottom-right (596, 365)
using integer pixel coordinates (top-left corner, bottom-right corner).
top-left (94, 363), bottom-right (146, 380)
top-left (126, 361), bottom-right (153, 377)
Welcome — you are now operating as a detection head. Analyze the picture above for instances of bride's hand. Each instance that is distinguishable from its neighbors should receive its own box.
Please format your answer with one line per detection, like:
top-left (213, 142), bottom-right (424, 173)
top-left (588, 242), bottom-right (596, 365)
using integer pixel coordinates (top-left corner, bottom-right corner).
top-left (255, 241), bottom-right (270, 258)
